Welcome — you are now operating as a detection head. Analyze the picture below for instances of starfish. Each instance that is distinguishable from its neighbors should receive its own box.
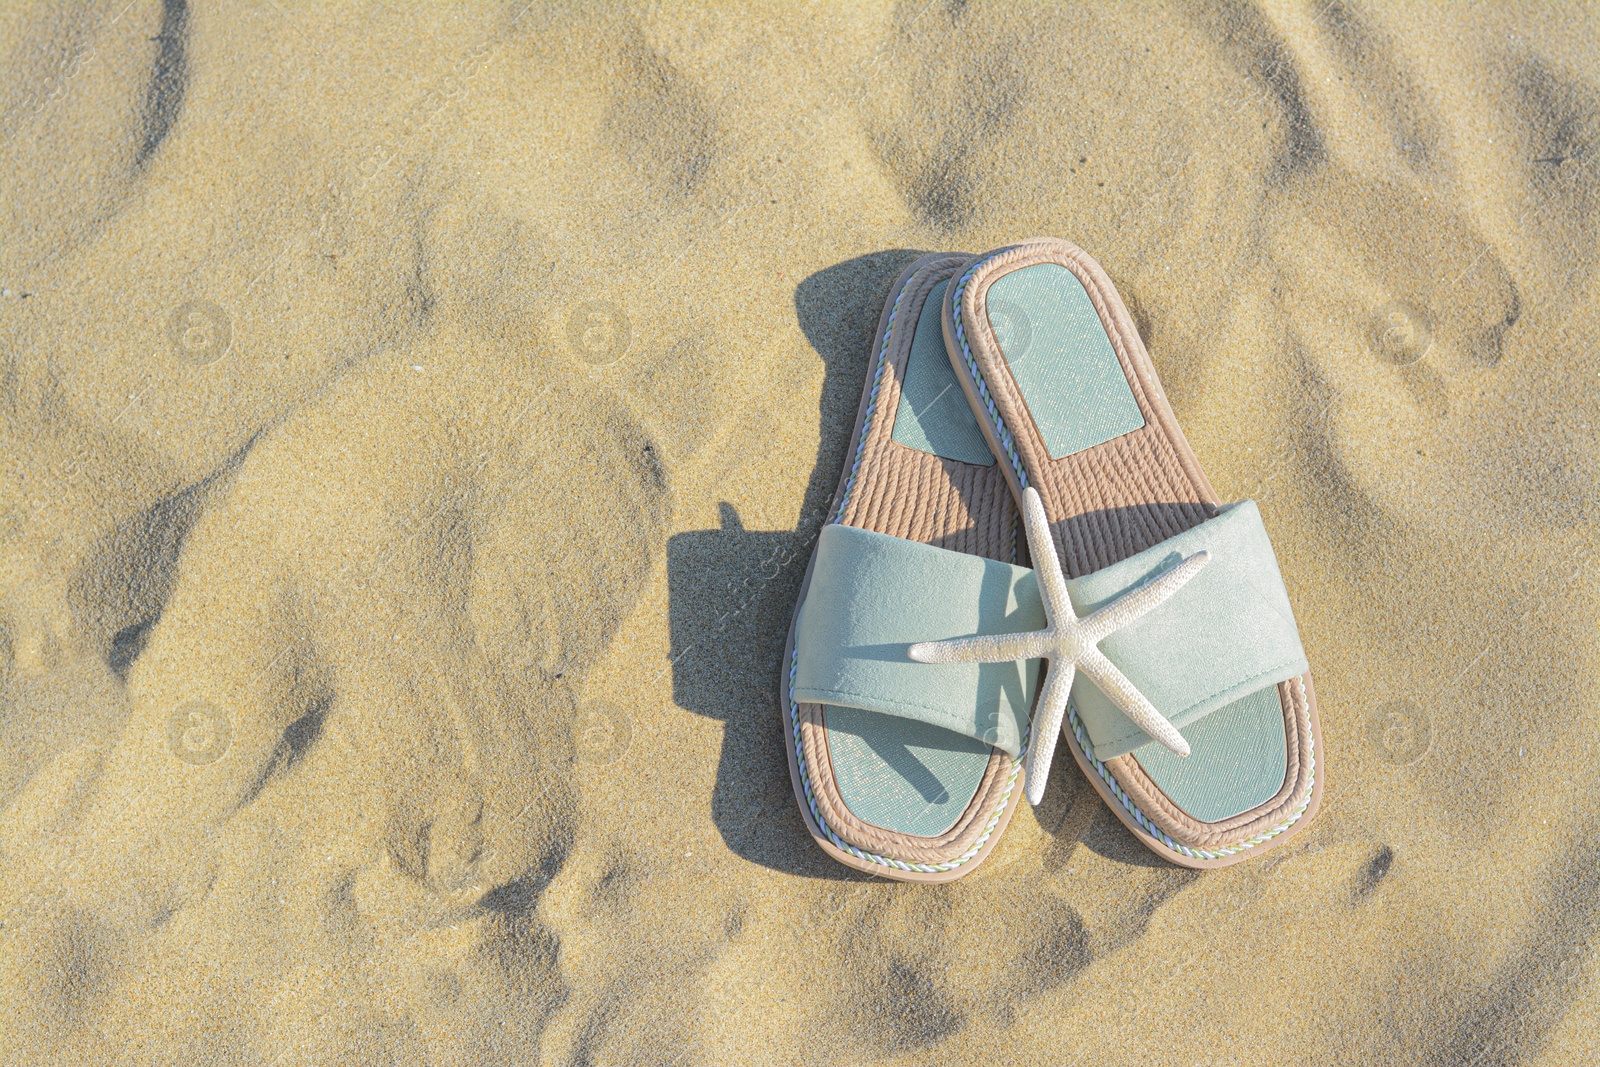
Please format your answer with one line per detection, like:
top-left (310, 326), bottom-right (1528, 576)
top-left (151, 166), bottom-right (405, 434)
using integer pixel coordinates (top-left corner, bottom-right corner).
top-left (909, 486), bottom-right (1209, 805)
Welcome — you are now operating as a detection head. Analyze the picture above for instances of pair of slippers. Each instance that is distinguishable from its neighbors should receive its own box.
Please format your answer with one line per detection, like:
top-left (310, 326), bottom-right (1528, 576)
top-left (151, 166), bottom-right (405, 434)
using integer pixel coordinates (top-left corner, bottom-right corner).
top-left (782, 239), bottom-right (1323, 880)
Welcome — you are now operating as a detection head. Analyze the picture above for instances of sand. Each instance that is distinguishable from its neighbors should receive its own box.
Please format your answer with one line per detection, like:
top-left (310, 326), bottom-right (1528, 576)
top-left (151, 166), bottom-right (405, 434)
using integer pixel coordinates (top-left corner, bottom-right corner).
top-left (1, 1), bottom-right (1597, 1063)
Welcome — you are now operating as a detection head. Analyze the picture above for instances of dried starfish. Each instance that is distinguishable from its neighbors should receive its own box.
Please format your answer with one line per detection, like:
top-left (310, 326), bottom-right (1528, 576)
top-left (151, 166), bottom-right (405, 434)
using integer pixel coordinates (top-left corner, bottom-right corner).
top-left (910, 486), bottom-right (1209, 805)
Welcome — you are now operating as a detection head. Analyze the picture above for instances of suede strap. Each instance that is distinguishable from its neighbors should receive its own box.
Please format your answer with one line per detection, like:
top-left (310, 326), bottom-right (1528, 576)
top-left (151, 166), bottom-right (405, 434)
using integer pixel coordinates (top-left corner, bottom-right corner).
top-left (792, 501), bottom-right (1307, 761)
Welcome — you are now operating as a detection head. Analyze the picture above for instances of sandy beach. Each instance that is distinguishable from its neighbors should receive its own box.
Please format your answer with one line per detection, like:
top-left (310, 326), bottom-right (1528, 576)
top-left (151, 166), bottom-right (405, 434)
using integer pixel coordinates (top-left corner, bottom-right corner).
top-left (2, 2), bottom-right (1598, 1063)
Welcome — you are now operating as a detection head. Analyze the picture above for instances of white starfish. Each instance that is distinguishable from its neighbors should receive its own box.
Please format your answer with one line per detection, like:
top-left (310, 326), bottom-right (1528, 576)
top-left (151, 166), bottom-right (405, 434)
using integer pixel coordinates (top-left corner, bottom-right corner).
top-left (909, 486), bottom-right (1209, 805)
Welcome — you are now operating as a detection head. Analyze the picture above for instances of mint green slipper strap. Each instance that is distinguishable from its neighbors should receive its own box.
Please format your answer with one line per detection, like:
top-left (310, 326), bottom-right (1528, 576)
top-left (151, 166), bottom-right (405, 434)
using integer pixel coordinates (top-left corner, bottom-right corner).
top-left (793, 524), bottom-right (1044, 758)
top-left (793, 501), bottom-right (1306, 763)
top-left (1067, 500), bottom-right (1308, 759)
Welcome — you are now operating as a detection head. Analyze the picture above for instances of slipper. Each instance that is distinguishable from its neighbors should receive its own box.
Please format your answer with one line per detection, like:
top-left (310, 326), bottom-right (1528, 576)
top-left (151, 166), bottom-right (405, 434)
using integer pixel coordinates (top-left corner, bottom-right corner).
top-left (783, 252), bottom-right (1039, 881)
top-left (936, 237), bottom-right (1323, 868)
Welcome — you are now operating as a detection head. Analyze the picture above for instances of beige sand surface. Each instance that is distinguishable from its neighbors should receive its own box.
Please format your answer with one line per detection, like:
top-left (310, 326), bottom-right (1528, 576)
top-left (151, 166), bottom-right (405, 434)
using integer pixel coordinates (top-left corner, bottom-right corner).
top-left (2, 1), bottom-right (1597, 1063)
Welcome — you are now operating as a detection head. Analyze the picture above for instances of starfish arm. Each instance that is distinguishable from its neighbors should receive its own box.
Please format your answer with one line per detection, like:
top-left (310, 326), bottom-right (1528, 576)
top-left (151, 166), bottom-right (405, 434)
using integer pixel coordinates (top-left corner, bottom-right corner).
top-left (1076, 646), bottom-right (1192, 757)
top-left (1022, 657), bottom-right (1076, 806)
top-left (908, 631), bottom-right (1049, 664)
top-left (1020, 488), bottom-right (1075, 626)
top-left (1080, 550), bottom-right (1210, 644)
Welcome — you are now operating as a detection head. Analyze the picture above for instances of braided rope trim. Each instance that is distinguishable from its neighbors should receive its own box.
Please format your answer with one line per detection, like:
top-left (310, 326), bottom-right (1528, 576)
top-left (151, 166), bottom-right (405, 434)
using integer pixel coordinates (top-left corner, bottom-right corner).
top-left (1067, 678), bottom-right (1315, 860)
top-left (832, 279), bottom-right (908, 523)
top-left (951, 253), bottom-right (1315, 862)
top-left (789, 647), bottom-right (1029, 874)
